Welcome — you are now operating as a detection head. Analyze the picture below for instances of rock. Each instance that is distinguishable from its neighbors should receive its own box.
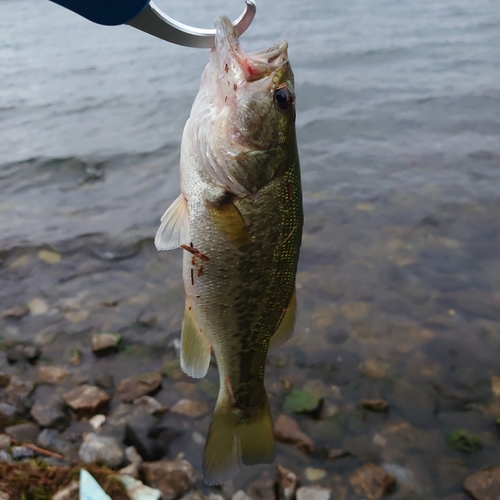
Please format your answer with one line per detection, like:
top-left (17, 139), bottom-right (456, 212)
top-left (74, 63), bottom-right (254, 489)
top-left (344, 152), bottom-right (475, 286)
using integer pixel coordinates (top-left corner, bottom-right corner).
top-left (11, 445), bottom-right (34, 460)
top-left (134, 396), bottom-right (168, 416)
top-left (28, 298), bottom-right (49, 316)
top-left (0, 372), bottom-right (11, 388)
top-left (119, 463), bottom-right (140, 479)
top-left (0, 450), bottom-right (12, 462)
top-left (36, 366), bottom-right (71, 385)
top-left (305, 467), bottom-right (327, 481)
top-left (233, 490), bottom-right (253, 500)
top-left (91, 332), bottom-right (122, 354)
top-left (447, 430), bottom-right (482, 453)
top-left (276, 466), bottom-right (298, 500)
top-left (6, 343), bottom-right (40, 364)
top-left (4, 376), bottom-right (34, 405)
top-left (358, 400), bottom-right (389, 412)
top-left (30, 394), bottom-right (67, 428)
top-left (68, 349), bottom-right (83, 366)
top-left (284, 390), bottom-right (322, 414)
top-left (78, 432), bottom-right (124, 468)
top-left (38, 249), bottom-right (61, 264)
top-left (247, 477), bottom-right (275, 500)
top-left (320, 400), bottom-right (340, 418)
top-left (89, 414), bottom-right (106, 432)
top-left (1, 305), bottom-right (30, 320)
top-left (358, 359), bottom-right (390, 379)
top-left (274, 414), bottom-right (315, 453)
top-left (94, 372), bottom-right (115, 389)
top-left (170, 399), bottom-right (209, 418)
top-left (53, 480), bottom-right (79, 500)
top-left (63, 384), bottom-right (111, 415)
top-left (125, 445), bottom-right (143, 467)
top-left (328, 448), bottom-right (350, 460)
top-left (296, 486), bottom-right (332, 500)
top-left (349, 463), bottom-right (396, 500)
top-left (137, 314), bottom-right (158, 327)
top-left (119, 475), bottom-right (162, 500)
top-left (0, 434), bottom-right (12, 449)
top-left (37, 428), bottom-right (79, 458)
top-left (0, 403), bottom-right (21, 427)
top-left (141, 459), bottom-right (196, 500)
top-left (463, 468), bottom-right (500, 500)
top-left (5, 422), bottom-right (40, 442)
top-left (125, 412), bottom-right (179, 461)
top-left (116, 373), bottom-right (162, 403)
top-left (79, 469), bottom-right (112, 500)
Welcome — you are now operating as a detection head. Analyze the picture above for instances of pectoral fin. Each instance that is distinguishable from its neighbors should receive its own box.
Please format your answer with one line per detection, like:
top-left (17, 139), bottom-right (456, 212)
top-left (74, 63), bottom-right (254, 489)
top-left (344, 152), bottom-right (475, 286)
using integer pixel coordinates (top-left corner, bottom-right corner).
top-left (155, 194), bottom-right (190, 251)
top-left (268, 289), bottom-right (297, 351)
top-left (207, 199), bottom-right (252, 249)
top-left (181, 304), bottom-right (211, 379)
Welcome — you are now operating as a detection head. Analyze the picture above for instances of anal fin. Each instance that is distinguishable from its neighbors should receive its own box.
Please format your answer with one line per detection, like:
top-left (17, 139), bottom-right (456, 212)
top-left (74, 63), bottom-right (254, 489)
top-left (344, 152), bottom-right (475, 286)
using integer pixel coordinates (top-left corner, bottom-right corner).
top-left (181, 304), bottom-right (211, 379)
top-left (155, 194), bottom-right (190, 251)
top-left (269, 289), bottom-right (297, 351)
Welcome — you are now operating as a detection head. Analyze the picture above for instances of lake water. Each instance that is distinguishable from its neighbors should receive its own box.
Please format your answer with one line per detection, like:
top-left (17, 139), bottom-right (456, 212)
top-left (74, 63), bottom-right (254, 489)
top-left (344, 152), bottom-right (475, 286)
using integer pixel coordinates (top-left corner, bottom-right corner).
top-left (1, 0), bottom-right (500, 497)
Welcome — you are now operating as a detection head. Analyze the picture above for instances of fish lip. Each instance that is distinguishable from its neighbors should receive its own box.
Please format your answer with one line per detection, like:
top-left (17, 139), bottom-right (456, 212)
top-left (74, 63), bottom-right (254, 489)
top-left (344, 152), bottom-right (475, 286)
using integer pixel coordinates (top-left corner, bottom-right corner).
top-left (214, 15), bottom-right (288, 82)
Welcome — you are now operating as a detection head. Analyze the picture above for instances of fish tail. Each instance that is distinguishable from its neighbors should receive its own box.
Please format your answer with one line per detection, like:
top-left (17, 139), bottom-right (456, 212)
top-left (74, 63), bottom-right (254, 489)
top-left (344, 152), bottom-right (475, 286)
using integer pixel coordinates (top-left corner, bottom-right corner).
top-left (203, 390), bottom-right (275, 485)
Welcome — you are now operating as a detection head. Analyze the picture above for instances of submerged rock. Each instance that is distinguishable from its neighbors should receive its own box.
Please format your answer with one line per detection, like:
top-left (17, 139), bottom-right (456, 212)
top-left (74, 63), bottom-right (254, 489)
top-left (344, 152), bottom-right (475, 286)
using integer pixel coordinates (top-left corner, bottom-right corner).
top-left (170, 399), bottom-right (208, 418)
top-left (4, 376), bottom-right (35, 406)
top-left (35, 366), bottom-right (71, 385)
top-left (6, 343), bottom-right (40, 364)
top-left (276, 465), bottom-right (298, 500)
top-left (463, 467), bottom-right (500, 500)
top-left (141, 459), bottom-right (195, 500)
top-left (91, 333), bottom-right (122, 355)
top-left (116, 373), bottom-right (162, 403)
top-left (447, 430), bottom-right (482, 453)
top-left (133, 396), bottom-right (168, 416)
top-left (78, 433), bottom-right (124, 468)
top-left (63, 384), bottom-right (110, 415)
top-left (274, 414), bottom-right (315, 453)
top-left (349, 463), bottom-right (396, 500)
top-left (358, 400), bottom-right (389, 413)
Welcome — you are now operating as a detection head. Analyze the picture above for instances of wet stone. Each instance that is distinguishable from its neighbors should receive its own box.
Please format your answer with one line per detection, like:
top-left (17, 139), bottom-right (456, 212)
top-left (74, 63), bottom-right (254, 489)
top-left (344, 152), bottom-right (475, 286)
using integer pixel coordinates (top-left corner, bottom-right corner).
top-left (94, 371), bottom-right (115, 389)
top-left (125, 445), bottom-right (143, 467)
top-left (91, 332), bottom-right (122, 355)
top-left (36, 366), bottom-right (71, 385)
top-left (463, 467), bottom-right (500, 500)
top-left (349, 463), bottom-right (396, 500)
top-left (37, 428), bottom-right (79, 458)
top-left (133, 395), bottom-right (168, 416)
top-left (5, 342), bottom-right (40, 364)
top-left (11, 445), bottom-right (34, 460)
top-left (359, 359), bottom-right (390, 379)
top-left (0, 450), bottom-right (12, 463)
top-left (0, 305), bottom-right (30, 320)
top-left (30, 394), bottom-right (67, 428)
top-left (170, 399), bottom-right (209, 418)
top-left (5, 422), bottom-right (40, 442)
top-left (88, 414), bottom-right (106, 432)
top-left (274, 414), bottom-right (315, 453)
top-left (78, 432), bottom-right (124, 468)
top-left (0, 403), bottom-right (21, 427)
top-left (358, 399), bottom-right (389, 412)
top-left (63, 384), bottom-right (110, 415)
top-left (276, 466), bottom-right (298, 500)
top-left (296, 486), bottom-right (332, 500)
top-left (141, 459), bottom-right (195, 500)
top-left (0, 434), bottom-right (11, 449)
top-left (4, 376), bottom-right (35, 406)
top-left (116, 372), bottom-right (162, 403)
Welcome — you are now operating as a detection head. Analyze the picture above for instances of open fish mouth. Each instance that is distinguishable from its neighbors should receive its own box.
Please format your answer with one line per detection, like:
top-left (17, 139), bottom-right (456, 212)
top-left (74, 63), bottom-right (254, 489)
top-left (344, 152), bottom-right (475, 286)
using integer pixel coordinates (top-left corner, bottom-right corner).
top-left (214, 15), bottom-right (288, 83)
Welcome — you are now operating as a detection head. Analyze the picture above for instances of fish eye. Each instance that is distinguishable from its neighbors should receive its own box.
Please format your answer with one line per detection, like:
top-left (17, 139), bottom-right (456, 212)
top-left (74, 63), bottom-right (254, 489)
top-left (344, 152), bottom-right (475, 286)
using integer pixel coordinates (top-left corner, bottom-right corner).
top-left (274, 86), bottom-right (293, 110)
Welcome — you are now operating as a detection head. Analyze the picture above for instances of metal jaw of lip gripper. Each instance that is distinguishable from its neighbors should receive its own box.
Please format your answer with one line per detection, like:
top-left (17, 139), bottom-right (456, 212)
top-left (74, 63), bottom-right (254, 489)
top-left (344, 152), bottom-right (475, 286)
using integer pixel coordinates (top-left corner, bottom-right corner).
top-left (127, 0), bottom-right (256, 48)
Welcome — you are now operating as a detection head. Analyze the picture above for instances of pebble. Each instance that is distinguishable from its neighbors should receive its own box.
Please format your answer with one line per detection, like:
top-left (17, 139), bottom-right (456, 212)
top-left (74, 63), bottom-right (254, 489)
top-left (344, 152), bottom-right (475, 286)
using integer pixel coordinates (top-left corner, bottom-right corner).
top-left (119, 475), bottom-right (162, 500)
top-left (78, 433), bottom-right (124, 468)
top-left (0, 305), bottom-right (30, 320)
top-left (91, 332), bottom-right (122, 354)
top-left (30, 394), bottom-right (67, 428)
top-left (141, 459), bottom-right (196, 500)
top-left (170, 399), bottom-right (209, 418)
top-left (133, 395), bottom-right (168, 416)
top-left (296, 486), bottom-right (332, 500)
top-left (63, 384), bottom-right (111, 415)
top-left (5, 422), bottom-right (40, 442)
top-left (0, 434), bottom-right (12, 449)
top-left (89, 414), bottom-right (106, 432)
top-left (0, 403), bottom-right (21, 427)
top-left (36, 366), bottom-right (71, 385)
top-left (116, 372), bottom-right (163, 403)
top-left (4, 376), bottom-right (35, 405)
top-left (276, 466), bottom-right (298, 500)
top-left (305, 467), bottom-right (327, 481)
top-left (358, 359), bottom-right (390, 379)
top-left (11, 445), bottom-right (35, 460)
top-left (6, 343), bottom-right (40, 364)
top-left (274, 414), bottom-right (315, 453)
top-left (463, 467), bottom-right (500, 500)
top-left (94, 372), bottom-right (115, 389)
top-left (28, 298), bottom-right (49, 316)
top-left (37, 428), bottom-right (79, 458)
top-left (349, 463), bottom-right (396, 500)
top-left (125, 445), bottom-right (144, 467)
top-left (38, 249), bottom-right (61, 264)
top-left (358, 399), bottom-right (389, 412)
top-left (232, 491), bottom-right (253, 500)
top-left (0, 450), bottom-right (12, 462)
top-left (119, 463), bottom-right (140, 479)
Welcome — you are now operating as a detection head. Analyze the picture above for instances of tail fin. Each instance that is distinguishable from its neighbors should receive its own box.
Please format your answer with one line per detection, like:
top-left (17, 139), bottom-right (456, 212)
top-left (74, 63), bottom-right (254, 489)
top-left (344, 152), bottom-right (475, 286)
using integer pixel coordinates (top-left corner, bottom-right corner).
top-left (203, 393), bottom-right (275, 485)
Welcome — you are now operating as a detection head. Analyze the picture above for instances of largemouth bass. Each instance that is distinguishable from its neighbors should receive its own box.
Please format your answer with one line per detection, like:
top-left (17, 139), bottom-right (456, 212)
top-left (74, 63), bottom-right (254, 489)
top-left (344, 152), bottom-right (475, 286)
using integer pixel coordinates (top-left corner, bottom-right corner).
top-left (155, 15), bottom-right (302, 485)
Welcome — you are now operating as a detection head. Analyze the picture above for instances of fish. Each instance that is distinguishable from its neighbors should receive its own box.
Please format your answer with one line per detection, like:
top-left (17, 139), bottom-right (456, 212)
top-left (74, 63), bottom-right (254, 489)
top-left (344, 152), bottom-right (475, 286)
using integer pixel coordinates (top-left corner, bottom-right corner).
top-left (155, 14), bottom-right (303, 485)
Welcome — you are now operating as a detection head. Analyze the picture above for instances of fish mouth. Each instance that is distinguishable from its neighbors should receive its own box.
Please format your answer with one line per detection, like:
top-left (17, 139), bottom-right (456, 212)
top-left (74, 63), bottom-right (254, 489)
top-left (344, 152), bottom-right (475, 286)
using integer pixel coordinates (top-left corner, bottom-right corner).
top-left (214, 15), bottom-right (288, 83)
